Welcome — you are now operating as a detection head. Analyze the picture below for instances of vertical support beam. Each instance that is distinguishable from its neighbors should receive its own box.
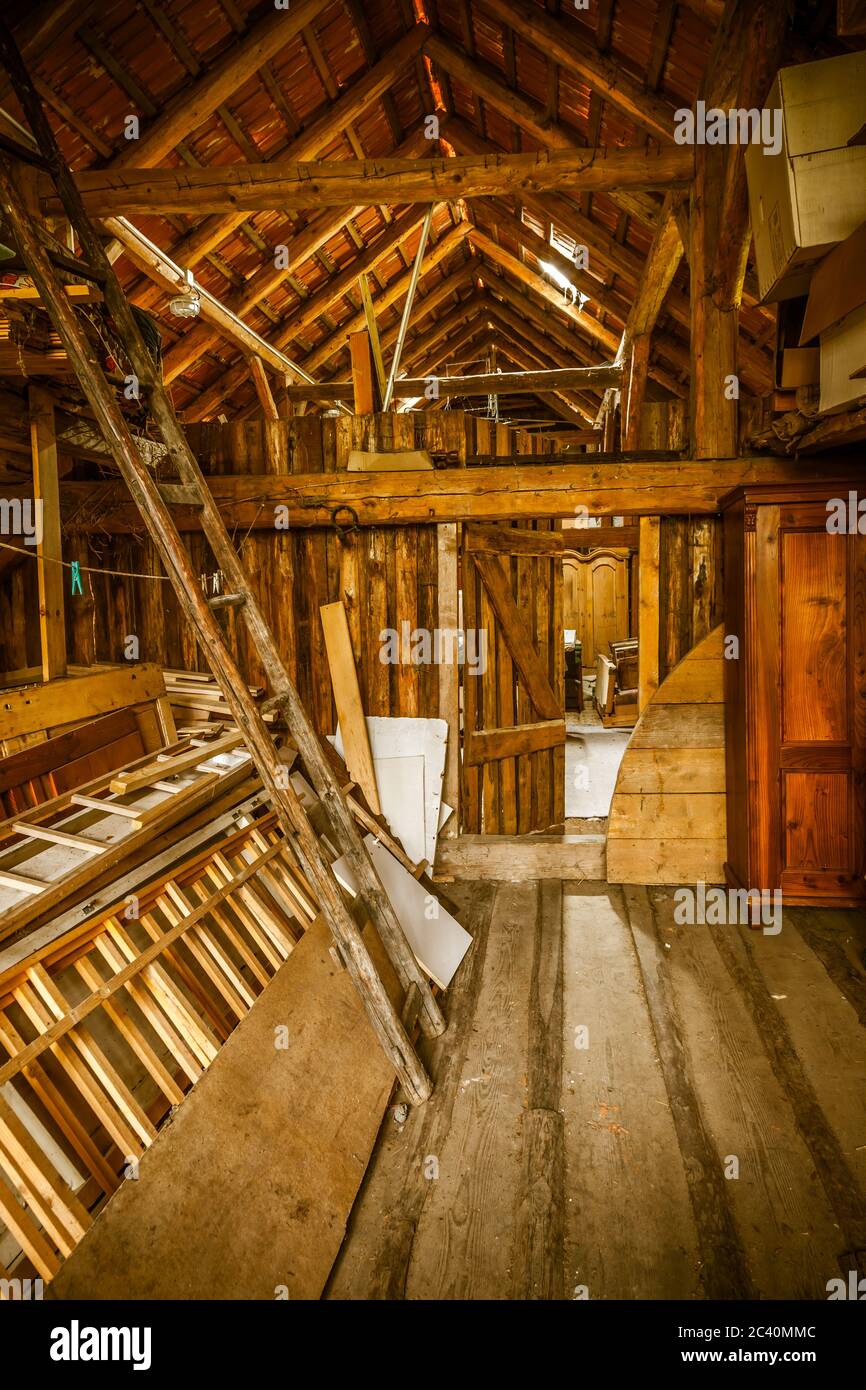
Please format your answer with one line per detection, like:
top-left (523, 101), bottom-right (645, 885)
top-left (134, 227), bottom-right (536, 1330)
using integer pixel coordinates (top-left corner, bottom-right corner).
top-left (622, 333), bottom-right (651, 451)
top-left (358, 272), bottom-right (387, 400)
top-left (691, 0), bottom-right (787, 459)
top-left (248, 355), bottom-right (279, 422)
top-left (349, 330), bottom-right (376, 415)
top-left (437, 522), bottom-right (460, 837)
top-left (602, 398), bottom-right (618, 452)
top-left (29, 385), bottom-right (66, 680)
top-left (248, 355), bottom-right (283, 471)
top-left (638, 515), bottom-right (660, 714)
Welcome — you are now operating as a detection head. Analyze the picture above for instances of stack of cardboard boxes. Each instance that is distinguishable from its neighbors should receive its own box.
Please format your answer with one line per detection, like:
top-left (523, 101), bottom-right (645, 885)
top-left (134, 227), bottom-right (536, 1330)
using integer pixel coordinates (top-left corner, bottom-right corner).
top-left (745, 49), bottom-right (866, 414)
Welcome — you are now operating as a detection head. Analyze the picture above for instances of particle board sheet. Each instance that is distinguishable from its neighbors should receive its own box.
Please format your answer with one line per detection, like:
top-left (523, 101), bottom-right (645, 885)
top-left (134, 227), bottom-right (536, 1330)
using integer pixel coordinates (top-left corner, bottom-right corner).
top-left (49, 914), bottom-right (401, 1302)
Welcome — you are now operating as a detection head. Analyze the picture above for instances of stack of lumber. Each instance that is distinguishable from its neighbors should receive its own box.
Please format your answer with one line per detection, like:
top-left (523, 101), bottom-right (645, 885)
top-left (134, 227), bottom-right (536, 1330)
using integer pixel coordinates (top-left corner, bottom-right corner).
top-left (162, 669), bottom-right (272, 733)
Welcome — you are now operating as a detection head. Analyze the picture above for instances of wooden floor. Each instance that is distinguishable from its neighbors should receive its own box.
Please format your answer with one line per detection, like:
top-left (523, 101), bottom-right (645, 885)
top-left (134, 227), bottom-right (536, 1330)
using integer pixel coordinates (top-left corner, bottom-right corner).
top-left (328, 880), bottom-right (866, 1300)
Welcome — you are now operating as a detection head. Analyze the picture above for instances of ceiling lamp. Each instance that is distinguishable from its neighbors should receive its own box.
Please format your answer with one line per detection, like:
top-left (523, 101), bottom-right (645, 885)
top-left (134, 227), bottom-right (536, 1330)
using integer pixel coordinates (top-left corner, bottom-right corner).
top-left (169, 269), bottom-right (201, 318)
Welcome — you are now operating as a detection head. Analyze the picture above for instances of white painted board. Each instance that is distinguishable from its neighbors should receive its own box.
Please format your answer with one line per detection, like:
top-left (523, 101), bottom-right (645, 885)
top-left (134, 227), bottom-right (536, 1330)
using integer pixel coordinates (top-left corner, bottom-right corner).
top-left (331, 717), bottom-right (447, 865)
top-left (332, 834), bottom-right (471, 989)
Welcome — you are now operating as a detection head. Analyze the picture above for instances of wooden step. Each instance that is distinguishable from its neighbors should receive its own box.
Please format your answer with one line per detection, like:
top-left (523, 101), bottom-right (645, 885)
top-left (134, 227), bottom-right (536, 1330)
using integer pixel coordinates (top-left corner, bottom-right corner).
top-left (433, 833), bottom-right (607, 883)
top-left (207, 593), bottom-right (246, 609)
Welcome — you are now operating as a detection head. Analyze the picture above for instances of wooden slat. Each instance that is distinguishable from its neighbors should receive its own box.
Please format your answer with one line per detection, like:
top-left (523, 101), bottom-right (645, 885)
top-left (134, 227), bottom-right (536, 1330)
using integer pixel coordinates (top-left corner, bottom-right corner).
top-left (108, 730), bottom-right (242, 793)
top-left (472, 551), bottom-right (561, 721)
top-left (11, 822), bottom-right (104, 853)
top-left (466, 523), bottom-right (564, 556)
top-left (319, 601), bottom-right (381, 814)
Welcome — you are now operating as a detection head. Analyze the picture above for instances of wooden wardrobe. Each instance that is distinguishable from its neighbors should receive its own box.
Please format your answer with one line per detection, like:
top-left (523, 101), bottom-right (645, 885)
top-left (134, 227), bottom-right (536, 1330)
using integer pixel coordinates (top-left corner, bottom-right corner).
top-left (722, 482), bottom-right (865, 907)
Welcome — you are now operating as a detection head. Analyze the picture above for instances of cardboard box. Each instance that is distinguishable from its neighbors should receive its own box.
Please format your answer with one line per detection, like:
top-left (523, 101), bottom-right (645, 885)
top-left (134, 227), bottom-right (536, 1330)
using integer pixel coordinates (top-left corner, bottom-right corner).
top-left (745, 51), bottom-right (866, 303)
top-left (780, 347), bottom-right (820, 388)
top-left (800, 219), bottom-right (866, 343)
top-left (819, 303), bottom-right (866, 413)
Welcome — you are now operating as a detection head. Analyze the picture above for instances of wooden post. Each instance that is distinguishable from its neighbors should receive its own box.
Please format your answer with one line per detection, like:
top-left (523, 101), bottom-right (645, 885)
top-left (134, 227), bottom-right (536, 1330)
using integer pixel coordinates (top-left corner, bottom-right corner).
top-left (623, 334), bottom-right (651, 451)
top-left (691, 0), bottom-right (787, 459)
top-left (29, 385), bottom-right (66, 680)
top-left (349, 330), bottom-right (376, 415)
top-left (437, 523), bottom-right (460, 838)
top-left (638, 516), bottom-right (660, 714)
top-left (248, 355), bottom-right (279, 421)
top-left (358, 272), bottom-right (387, 400)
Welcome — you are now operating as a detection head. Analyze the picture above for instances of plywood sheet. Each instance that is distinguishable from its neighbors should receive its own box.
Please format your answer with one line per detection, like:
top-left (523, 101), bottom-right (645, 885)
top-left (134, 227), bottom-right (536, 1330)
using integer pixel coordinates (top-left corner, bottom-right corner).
top-left (49, 916), bottom-right (400, 1301)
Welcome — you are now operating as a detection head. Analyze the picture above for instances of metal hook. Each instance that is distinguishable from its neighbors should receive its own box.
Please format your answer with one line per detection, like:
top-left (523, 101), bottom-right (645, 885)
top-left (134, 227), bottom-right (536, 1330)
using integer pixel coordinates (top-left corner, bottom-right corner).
top-left (330, 505), bottom-right (359, 542)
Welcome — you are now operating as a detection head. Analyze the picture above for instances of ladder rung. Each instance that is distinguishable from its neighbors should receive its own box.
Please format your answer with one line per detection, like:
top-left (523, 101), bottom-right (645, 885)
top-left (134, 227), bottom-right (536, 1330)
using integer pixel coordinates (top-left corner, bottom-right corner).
top-left (207, 593), bottom-right (246, 609)
top-left (158, 483), bottom-right (204, 506)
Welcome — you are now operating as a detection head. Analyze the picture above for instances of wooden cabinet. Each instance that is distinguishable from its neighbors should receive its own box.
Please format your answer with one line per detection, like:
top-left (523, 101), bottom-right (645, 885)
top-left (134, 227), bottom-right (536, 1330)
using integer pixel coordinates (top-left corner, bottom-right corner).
top-left (562, 547), bottom-right (630, 667)
top-left (722, 483), bottom-right (865, 907)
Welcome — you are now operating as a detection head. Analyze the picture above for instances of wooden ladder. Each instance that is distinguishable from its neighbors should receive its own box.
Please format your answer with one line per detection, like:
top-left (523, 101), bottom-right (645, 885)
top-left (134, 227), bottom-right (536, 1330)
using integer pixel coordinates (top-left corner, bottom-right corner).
top-left (0, 21), bottom-right (444, 1104)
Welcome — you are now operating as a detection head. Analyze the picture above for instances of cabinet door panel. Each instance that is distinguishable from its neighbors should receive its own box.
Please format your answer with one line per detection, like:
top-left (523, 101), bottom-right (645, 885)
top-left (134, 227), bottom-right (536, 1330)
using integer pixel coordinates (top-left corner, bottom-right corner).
top-left (781, 531), bottom-right (847, 743)
top-left (783, 770), bottom-right (850, 872)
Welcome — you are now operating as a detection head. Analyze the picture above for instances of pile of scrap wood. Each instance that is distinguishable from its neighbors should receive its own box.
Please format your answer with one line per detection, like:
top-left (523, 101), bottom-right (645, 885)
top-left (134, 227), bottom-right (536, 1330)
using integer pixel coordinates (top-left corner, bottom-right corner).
top-left (0, 649), bottom-right (469, 1298)
top-left (319, 601), bottom-right (470, 991)
top-left (162, 668), bottom-right (272, 734)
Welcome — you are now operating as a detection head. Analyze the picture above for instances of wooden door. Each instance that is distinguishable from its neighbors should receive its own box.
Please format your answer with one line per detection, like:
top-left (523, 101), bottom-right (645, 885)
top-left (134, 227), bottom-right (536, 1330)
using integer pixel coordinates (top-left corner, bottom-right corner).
top-left (772, 503), bottom-right (865, 903)
top-left (461, 523), bottom-right (565, 834)
top-left (563, 548), bottom-right (630, 666)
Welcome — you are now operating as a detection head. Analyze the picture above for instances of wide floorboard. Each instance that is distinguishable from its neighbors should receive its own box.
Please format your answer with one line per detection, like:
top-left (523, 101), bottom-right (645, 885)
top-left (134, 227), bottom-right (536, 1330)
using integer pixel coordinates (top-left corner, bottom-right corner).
top-left (328, 881), bottom-right (866, 1300)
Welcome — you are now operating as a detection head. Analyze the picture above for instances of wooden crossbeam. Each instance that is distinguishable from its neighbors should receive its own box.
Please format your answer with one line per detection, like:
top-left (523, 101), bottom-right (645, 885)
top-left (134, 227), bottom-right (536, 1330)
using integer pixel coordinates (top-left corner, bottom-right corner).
top-left (283, 364), bottom-right (622, 401)
top-left (40, 148), bottom-right (694, 216)
top-left (23, 458), bottom-right (862, 531)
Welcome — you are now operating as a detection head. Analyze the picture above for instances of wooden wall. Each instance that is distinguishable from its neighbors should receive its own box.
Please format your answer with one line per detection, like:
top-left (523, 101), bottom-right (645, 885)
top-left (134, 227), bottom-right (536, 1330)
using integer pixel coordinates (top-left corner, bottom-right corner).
top-left (638, 400), bottom-right (723, 682)
top-left (606, 625), bottom-right (726, 884)
top-left (0, 412), bottom-right (547, 742)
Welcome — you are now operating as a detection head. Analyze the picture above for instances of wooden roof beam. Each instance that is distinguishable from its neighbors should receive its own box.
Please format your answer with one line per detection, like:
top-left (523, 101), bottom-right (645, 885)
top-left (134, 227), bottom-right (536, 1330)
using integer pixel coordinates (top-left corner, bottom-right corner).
top-left (156, 123), bottom-right (431, 384)
top-left (42, 148), bottom-right (694, 217)
top-left (128, 23), bottom-right (432, 304)
top-left (468, 225), bottom-right (623, 355)
top-left (109, 0), bottom-right (331, 171)
top-left (162, 202), bottom-right (433, 386)
top-left (479, 0), bottom-right (676, 143)
top-left (425, 33), bottom-right (665, 228)
top-left (184, 224), bottom-right (473, 421)
top-left (442, 114), bottom-right (772, 329)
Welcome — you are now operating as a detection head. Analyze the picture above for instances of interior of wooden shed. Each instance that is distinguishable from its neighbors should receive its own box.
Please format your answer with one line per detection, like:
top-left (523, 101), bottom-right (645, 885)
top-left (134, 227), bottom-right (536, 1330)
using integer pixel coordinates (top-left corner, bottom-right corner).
top-left (0, 0), bottom-right (864, 1317)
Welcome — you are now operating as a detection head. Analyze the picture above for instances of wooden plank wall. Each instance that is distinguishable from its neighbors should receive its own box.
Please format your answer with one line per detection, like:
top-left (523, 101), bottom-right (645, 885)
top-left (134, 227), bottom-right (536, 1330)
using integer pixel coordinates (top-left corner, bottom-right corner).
top-left (606, 625), bottom-right (726, 884)
top-left (0, 413), bottom-right (548, 741)
top-left (460, 424), bottom-right (564, 834)
top-left (638, 400), bottom-right (723, 682)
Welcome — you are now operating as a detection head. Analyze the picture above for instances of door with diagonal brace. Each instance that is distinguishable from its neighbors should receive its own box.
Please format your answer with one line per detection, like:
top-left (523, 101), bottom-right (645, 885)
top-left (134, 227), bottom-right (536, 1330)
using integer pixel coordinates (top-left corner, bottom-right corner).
top-left (461, 523), bottom-right (565, 833)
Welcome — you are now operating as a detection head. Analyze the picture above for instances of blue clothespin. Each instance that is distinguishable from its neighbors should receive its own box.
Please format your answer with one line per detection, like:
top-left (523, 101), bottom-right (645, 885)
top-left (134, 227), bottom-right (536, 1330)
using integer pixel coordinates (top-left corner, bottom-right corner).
top-left (70, 560), bottom-right (83, 595)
